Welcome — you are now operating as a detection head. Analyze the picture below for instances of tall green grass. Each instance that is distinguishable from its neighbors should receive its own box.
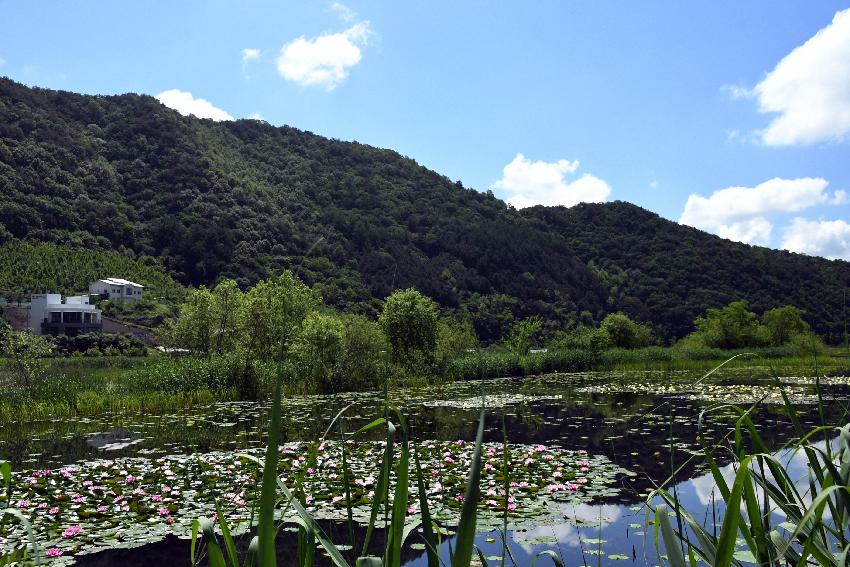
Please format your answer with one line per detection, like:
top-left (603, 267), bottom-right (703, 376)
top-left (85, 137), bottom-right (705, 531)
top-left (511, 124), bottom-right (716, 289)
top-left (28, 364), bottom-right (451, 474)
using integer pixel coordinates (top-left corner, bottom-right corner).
top-left (649, 362), bottom-right (850, 566)
top-left (442, 345), bottom-right (819, 381)
top-left (190, 377), bottom-right (496, 567)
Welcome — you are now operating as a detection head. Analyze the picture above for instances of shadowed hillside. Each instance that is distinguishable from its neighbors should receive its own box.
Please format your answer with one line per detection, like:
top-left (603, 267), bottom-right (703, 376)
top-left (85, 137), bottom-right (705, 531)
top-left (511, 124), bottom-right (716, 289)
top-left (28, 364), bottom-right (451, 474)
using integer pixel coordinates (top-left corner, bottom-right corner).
top-left (1, 77), bottom-right (849, 342)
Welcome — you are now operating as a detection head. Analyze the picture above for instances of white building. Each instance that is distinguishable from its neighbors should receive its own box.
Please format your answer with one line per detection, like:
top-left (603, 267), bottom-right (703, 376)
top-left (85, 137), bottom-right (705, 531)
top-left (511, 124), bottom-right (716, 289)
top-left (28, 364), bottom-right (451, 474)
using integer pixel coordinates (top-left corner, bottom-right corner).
top-left (89, 278), bottom-right (144, 302)
top-left (30, 293), bottom-right (103, 336)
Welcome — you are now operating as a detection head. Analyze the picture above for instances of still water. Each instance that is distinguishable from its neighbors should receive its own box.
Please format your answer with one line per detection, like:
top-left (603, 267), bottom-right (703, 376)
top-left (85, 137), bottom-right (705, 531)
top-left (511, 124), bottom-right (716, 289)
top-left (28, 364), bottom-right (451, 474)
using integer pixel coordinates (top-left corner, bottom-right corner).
top-left (1, 366), bottom-right (847, 565)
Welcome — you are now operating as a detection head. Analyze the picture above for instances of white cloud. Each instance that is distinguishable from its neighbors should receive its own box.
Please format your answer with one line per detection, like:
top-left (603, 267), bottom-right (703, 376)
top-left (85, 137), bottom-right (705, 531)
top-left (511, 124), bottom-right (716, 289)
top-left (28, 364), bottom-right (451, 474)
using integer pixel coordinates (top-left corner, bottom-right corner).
top-left (752, 8), bottom-right (850, 146)
top-left (490, 153), bottom-right (612, 209)
top-left (330, 2), bottom-right (357, 22)
top-left (782, 218), bottom-right (850, 260)
top-left (155, 89), bottom-right (234, 121)
top-left (276, 21), bottom-right (372, 90)
top-left (679, 177), bottom-right (841, 245)
top-left (247, 112), bottom-right (265, 120)
top-left (241, 48), bottom-right (261, 63)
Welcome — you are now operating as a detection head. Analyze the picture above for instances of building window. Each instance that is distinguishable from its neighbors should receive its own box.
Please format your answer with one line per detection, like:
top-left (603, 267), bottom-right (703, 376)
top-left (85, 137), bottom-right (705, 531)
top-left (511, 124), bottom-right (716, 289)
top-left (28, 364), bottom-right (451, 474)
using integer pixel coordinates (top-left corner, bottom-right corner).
top-left (50, 312), bottom-right (61, 323)
top-left (63, 311), bottom-right (82, 324)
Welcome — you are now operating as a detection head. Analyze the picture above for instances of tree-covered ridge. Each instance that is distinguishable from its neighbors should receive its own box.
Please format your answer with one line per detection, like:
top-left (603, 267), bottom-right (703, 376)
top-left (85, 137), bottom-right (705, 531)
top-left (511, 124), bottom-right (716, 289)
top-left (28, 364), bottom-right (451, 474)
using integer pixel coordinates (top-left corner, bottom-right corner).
top-left (0, 242), bottom-right (184, 301)
top-left (1, 77), bottom-right (849, 343)
top-left (524, 202), bottom-right (850, 342)
top-left (0, 77), bottom-right (607, 341)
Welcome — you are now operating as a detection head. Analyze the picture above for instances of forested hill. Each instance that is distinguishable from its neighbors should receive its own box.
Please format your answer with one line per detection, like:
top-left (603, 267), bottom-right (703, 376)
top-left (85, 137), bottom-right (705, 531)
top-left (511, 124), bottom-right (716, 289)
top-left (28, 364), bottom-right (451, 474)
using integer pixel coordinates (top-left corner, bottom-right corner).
top-left (0, 77), bottom-right (606, 342)
top-left (524, 202), bottom-right (850, 342)
top-left (1, 77), bottom-right (848, 342)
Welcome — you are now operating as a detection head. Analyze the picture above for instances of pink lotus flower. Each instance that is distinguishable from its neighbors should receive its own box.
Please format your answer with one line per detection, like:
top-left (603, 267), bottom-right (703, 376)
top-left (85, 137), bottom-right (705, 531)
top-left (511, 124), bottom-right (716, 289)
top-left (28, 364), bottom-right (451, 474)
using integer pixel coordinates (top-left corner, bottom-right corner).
top-left (47, 548), bottom-right (63, 558)
top-left (152, 495), bottom-right (163, 502)
top-left (62, 524), bottom-right (82, 538)
top-left (158, 507), bottom-right (169, 516)
top-left (125, 475), bottom-right (136, 484)
top-left (17, 500), bottom-right (31, 509)
top-left (507, 502), bottom-right (517, 511)
top-left (166, 516), bottom-right (175, 524)
top-left (49, 507), bottom-right (59, 515)
top-left (484, 463), bottom-right (495, 471)
top-left (566, 482), bottom-right (578, 491)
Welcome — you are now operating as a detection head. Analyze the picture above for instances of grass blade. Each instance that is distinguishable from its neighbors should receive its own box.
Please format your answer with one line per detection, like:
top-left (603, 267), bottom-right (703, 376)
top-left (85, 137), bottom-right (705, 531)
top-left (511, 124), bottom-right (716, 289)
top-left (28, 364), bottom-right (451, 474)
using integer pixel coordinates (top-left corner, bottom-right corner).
top-left (190, 519), bottom-right (200, 565)
top-left (214, 500), bottom-right (239, 567)
top-left (257, 375), bottom-right (283, 567)
top-left (385, 414), bottom-right (410, 567)
top-left (655, 504), bottom-right (687, 567)
top-left (413, 442), bottom-right (439, 567)
top-left (713, 456), bottom-right (751, 567)
top-left (199, 518), bottom-right (228, 567)
top-left (451, 406), bottom-right (486, 567)
top-left (361, 421), bottom-right (396, 558)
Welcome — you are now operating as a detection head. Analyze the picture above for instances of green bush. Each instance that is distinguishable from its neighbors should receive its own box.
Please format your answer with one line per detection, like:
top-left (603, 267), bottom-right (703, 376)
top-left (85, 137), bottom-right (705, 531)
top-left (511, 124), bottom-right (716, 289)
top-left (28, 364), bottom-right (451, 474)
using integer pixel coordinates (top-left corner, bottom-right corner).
top-left (54, 332), bottom-right (147, 357)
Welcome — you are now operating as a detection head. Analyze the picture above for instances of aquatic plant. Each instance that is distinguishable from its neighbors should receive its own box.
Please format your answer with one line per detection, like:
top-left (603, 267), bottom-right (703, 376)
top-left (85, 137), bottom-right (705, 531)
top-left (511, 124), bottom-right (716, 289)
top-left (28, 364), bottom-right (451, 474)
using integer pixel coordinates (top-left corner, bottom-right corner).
top-left (649, 364), bottom-right (850, 566)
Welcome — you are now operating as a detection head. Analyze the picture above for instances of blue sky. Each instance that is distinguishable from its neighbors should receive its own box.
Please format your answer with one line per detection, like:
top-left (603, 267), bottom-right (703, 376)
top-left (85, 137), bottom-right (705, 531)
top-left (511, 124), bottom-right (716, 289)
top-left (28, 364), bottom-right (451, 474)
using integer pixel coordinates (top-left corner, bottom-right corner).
top-left (2, 1), bottom-right (849, 258)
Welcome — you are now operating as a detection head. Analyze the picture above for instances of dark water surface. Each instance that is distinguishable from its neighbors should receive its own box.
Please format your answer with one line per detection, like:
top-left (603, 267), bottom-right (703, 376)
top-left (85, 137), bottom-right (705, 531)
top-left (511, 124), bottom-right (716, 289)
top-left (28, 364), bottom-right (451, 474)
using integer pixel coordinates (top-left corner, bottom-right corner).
top-left (2, 366), bottom-right (848, 566)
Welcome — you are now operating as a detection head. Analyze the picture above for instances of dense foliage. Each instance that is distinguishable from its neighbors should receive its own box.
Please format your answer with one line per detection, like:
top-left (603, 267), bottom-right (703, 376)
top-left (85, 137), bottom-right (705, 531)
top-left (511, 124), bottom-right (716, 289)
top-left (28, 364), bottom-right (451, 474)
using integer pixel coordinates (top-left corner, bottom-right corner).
top-left (53, 332), bottom-right (147, 357)
top-left (0, 242), bottom-right (184, 301)
top-left (0, 77), bottom-right (606, 343)
top-left (1, 78), bottom-right (848, 343)
top-left (680, 300), bottom-right (825, 354)
top-left (526, 202), bottom-right (850, 342)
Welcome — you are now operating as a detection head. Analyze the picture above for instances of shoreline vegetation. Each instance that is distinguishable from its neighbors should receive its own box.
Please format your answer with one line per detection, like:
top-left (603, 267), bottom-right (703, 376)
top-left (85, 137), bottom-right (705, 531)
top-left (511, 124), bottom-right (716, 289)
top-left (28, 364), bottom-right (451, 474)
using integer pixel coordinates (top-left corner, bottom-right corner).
top-left (2, 270), bottom-right (848, 423)
top-left (0, 346), bottom-right (847, 423)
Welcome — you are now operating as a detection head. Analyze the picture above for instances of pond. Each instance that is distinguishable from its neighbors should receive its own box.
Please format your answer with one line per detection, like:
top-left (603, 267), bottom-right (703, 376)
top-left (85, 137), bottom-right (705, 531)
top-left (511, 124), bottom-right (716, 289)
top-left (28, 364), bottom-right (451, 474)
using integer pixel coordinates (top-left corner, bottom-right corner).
top-left (2, 365), bottom-right (849, 566)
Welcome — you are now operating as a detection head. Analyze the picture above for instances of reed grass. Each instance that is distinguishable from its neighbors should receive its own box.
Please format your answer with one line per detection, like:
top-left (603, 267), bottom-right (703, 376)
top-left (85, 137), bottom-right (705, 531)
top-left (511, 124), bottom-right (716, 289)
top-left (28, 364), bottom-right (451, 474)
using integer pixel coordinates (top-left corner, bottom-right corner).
top-left (190, 377), bottom-right (494, 567)
top-left (648, 358), bottom-right (850, 566)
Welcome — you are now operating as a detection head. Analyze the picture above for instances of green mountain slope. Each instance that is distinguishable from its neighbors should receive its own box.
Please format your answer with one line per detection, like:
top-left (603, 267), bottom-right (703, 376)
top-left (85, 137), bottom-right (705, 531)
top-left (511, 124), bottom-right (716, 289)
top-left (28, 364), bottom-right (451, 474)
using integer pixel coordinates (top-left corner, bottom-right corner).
top-left (1, 78), bottom-right (848, 342)
top-left (0, 242), bottom-right (184, 301)
top-left (0, 77), bottom-right (606, 341)
top-left (524, 202), bottom-right (850, 342)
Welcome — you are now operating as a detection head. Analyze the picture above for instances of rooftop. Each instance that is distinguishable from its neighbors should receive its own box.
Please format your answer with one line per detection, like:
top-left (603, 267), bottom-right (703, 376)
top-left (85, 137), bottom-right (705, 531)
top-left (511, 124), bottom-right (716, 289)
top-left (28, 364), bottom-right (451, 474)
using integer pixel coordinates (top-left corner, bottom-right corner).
top-left (97, 278), bottom-right (144, 288)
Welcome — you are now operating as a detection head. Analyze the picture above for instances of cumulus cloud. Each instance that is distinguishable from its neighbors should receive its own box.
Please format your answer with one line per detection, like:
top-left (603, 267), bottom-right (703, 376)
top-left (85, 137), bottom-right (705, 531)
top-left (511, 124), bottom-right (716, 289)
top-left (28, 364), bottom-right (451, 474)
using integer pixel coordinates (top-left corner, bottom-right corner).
top-left (155, 89), bottom-right (234, 121)
top-left (490, 153), bottom-right (612, 209)
top-left (782, 218), bottom-right (850, 260)
top-left (678, 177), bottom-right (841, 245)
top-left (751, 8), bottom-right (850, 145)
top-left (276, 21), bottom-right (372, 90)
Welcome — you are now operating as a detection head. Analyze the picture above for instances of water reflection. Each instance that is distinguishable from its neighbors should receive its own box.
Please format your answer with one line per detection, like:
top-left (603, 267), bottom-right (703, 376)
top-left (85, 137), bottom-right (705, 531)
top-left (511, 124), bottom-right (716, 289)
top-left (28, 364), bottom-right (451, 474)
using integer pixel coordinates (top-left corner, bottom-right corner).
top-left (2, 368), bottom-right (848, 566)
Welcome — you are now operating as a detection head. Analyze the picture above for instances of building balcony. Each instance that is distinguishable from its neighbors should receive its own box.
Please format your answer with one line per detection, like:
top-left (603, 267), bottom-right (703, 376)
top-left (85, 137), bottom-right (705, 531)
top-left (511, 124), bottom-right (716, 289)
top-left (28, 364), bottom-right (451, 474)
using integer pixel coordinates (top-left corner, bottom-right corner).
top-left (41, 321), bottom-right (103, 337)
